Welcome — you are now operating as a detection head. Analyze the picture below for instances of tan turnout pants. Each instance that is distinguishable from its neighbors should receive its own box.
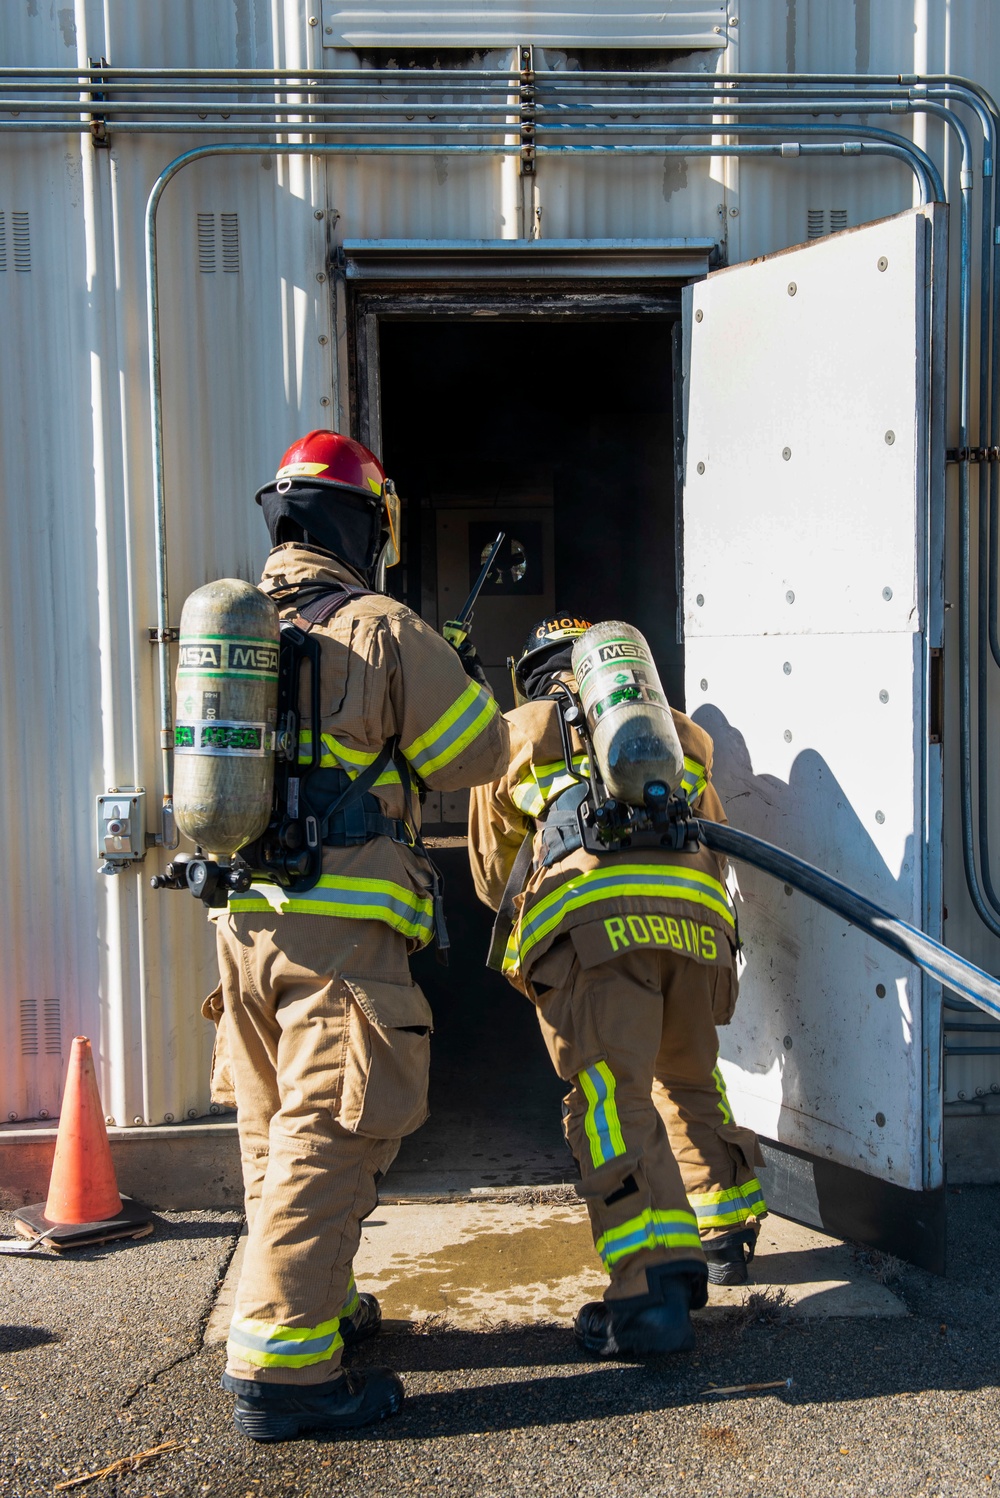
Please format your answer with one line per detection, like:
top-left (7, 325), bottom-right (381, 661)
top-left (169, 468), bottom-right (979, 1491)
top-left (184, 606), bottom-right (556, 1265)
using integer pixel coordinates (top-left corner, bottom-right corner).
top-left (527, 941), bottom-right (765, 1301)
top-left (215, 912), bottom-right (432, 1385)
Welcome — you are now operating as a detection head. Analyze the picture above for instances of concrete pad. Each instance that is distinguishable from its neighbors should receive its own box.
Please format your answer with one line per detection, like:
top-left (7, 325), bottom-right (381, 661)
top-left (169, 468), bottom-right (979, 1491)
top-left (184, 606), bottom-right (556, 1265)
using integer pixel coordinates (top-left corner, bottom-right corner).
top-left (204, 1200), bottom-right (905, 1344)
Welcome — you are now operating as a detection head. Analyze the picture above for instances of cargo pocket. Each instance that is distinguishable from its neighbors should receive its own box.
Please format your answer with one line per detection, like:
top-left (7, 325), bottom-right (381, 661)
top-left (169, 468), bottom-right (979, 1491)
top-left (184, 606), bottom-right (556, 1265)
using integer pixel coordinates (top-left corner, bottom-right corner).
top-left (338, 977), bottom-right (433, 1140)
top-left (710, 967), bottom-right (739, 1027)
top-left (201, 982), bottom-right (237, 1109)
top-left (719, 1121), bottom-right (765, 1172)
top-left (525, 938), bottom-right (577, 1005)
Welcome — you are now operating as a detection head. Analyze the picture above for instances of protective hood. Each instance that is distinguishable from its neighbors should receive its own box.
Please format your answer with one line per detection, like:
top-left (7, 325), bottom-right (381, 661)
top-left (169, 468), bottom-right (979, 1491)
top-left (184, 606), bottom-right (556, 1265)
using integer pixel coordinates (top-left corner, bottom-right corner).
top-left (522, 643), bottom-right (576, 701)
top-left (256, 479), bottom-right (383, 580)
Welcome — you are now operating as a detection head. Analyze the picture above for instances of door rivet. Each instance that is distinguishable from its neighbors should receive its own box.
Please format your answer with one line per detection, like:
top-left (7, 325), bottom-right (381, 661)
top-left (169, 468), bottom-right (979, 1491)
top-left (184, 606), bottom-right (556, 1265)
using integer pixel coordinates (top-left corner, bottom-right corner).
top-left (879, 689), bottom-right (889, 703)
top-left (875, 1112), bottom-right (886, 1127)
top-left (876, 984), bottom-right (887, 997)
top-left (787, 281), bottom-right (797, 296)
top-left (782, 446), bottom-right (792, 461)
top-left (783, 1035), bottom-right (793, 1049)
top-left (783, 883), bottom-right (793, 895)
top-left (885, 430), bottom-right (895, 445)
top-left (695, 308), bottom-right (704, 322)
top-left (783, 729), bottom-right (793, 743)
top-left (882, 586), bottom-right (893, 600)
top-left (696, 593), bottom-right (705, 606)
top-left (875, 810), bottom-right (886, 824)
top-left (786, 589), bottom-right (795, 603)
top-left (783, 661), bottom-right (792, 675)
top-left (696, 461), bottom-right (706, 474)
top-left (877, 256), bottom-right (888, 271)
top-left (700, 678), bottom-right (708, 690)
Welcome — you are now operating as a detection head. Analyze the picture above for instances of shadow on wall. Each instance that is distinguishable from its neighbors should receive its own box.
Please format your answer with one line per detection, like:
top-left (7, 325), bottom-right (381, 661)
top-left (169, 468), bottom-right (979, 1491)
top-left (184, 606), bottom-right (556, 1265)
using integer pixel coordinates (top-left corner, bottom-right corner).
top-left (692, 704), bottom-right (923, 1186)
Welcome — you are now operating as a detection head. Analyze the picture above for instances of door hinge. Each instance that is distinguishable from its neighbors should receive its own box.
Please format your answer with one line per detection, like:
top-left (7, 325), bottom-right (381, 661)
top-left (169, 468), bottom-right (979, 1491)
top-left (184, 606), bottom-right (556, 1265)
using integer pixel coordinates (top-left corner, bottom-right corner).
top-left (946, 446), bottom-right (1000, 463)
top-left (929, 647), bottom-right (943, 744)
top-left (148, 627), bottom-right (179, 643)
top-left (519, 45), bottom-right (536, 177)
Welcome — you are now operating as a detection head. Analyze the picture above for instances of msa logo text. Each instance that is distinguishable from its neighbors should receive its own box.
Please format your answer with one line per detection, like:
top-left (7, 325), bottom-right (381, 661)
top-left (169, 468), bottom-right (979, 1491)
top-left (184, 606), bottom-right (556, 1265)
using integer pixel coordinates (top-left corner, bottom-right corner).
top-left (230, 644), bottom-right (279, 673)
top-left (179, 643), bottom-right (222, 670)
top-left (598, 641), bottom-right (645, 665)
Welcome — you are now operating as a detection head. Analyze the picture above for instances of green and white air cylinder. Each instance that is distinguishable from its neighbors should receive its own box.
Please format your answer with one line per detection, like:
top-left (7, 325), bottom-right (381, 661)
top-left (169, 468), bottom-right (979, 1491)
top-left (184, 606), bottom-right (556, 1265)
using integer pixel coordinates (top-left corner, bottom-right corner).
top-left (173, 579), bottom-right (279, 859)
top-left (571, 621), bottom-right (684, 805)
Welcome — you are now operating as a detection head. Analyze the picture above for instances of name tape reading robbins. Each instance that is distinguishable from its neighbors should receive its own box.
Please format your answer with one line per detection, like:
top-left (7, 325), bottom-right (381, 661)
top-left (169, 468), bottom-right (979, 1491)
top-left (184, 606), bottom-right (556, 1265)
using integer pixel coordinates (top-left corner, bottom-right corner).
top-left (177, 636), bottom-right (279, 678)
top-left (174, 720), bottom-right (274, 757)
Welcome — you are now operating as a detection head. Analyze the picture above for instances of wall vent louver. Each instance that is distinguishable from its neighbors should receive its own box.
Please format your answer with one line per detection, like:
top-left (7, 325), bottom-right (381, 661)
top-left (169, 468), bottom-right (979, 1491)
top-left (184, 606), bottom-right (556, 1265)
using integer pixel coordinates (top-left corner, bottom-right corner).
top-left (20, 997), bottom-right (38, 1056)
top-left (220, 212), bottom-right (240, 272)
top-left (12, 211), bottom-right (30, 271)
top-left (197, 212), bottom-right (216, 272)
top-left (807, 208), bottom-right (825, 240)
top-left (44, 995), bottom-right (61, 1055)
top-left (807, 209), bottom-right (848, 240)
top-left (198, 212), bottom-right (240, 273)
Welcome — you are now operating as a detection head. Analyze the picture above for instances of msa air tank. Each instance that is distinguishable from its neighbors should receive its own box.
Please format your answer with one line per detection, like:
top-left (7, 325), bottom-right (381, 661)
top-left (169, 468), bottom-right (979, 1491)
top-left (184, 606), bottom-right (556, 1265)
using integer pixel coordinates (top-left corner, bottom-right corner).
top-left (571, 621), bottom-right (684, 806)
top-left (173, 579), bottom-right (279, 859)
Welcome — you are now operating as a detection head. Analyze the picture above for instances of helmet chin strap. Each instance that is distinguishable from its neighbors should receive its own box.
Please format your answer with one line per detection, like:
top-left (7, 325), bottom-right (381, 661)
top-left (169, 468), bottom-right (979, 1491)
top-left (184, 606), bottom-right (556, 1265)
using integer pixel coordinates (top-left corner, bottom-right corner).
top-left (373, 540), bottom-right (391, 593)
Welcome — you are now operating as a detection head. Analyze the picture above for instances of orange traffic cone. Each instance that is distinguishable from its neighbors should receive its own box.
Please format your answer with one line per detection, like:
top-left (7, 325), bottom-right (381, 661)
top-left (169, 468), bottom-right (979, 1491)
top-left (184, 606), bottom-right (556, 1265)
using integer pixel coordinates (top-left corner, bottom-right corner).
top-left (14, 1037), bottom-right (152, 1249)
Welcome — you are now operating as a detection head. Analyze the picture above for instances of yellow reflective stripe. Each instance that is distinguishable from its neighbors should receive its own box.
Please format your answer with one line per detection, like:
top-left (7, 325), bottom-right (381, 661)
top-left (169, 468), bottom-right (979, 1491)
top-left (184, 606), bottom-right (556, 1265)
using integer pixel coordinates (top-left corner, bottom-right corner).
top-left (579, 1062), bottom-right (627, 1168)
top-left (403, 683), bottom-right (498, 778)
top-left (681, 756), bottom-right (708, 803)
top-left (297, 729), bottom-right (401, 788)
top-left (227, 1314), bottom-right (343, 1369)
top-left (713, 1065), bottom-right (733, 1125)
top-left (511, 755), bottom-right (590, 816)
top-left (505, 863), bottom-right (734, 972)
top-left (689, 1178), bottom-right (767, 1227)
top-left (230, 875), bottom-right (433, 941)
top-left (595, 1208), bottom-right (701, 1267)
top-left (340, 1272), bottom-right (360, 1320)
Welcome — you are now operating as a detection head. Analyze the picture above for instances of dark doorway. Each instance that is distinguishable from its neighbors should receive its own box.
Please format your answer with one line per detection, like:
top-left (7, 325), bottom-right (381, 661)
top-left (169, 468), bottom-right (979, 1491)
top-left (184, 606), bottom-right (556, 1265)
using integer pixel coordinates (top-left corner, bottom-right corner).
top-left (374, 314), bottom-right (681, 1191)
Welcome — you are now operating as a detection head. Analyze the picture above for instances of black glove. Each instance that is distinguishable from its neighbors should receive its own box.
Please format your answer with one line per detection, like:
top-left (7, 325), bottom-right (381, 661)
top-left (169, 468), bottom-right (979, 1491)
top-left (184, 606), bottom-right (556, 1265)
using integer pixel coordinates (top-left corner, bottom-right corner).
top-left (443, 620), bottom-right (489, 688)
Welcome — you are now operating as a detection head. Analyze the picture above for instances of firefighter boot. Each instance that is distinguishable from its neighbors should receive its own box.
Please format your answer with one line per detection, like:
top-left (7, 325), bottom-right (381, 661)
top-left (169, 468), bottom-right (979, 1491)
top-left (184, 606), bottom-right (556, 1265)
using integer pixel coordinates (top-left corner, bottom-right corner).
top-left (340, 1291), bottom-right (382, 1349)
top-left (574, 1264), bottom-right (708, 1359)
top-left (703, 1227), bottom-right (757, 1286)
top-left (222, 1367), bottom-right (404, 1443)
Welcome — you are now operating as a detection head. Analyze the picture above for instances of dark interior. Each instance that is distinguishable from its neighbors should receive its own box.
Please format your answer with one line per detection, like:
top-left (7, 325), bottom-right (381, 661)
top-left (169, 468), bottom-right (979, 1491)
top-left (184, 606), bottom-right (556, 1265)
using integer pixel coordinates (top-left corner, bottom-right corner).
top-left (376, 315), bottom-right (682, 1190)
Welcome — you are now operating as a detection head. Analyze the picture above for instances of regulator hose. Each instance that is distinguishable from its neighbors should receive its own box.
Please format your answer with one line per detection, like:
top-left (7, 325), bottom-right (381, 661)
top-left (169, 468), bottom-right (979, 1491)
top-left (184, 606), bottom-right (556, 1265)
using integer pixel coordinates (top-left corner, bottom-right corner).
top-left (698, 820), bottom-right (1000, 1021)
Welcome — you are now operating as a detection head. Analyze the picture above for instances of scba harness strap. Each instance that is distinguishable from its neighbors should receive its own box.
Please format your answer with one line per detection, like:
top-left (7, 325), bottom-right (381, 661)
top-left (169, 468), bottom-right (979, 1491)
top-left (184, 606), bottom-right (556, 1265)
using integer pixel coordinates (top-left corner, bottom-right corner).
top-left (273, 581), bottom-right (450, 961)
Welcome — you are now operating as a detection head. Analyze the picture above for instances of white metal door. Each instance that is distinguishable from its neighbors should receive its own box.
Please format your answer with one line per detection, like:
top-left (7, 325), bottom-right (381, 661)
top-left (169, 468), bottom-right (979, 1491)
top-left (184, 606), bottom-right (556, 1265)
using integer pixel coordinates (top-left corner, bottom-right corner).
top-left (682, 208), bottom-right (946, 1220)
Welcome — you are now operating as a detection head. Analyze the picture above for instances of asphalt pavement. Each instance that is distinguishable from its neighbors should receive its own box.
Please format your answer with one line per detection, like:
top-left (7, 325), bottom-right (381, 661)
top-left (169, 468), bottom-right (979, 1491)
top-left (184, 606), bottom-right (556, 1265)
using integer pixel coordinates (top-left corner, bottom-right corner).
top-left (2, 1190), bottom-right (999, 1497)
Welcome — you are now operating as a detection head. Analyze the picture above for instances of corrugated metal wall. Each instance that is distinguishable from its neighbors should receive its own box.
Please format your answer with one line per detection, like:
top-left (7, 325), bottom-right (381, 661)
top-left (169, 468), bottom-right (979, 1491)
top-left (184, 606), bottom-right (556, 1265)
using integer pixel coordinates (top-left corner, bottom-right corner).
top-left (2, 0), bottom-right (999, 1127)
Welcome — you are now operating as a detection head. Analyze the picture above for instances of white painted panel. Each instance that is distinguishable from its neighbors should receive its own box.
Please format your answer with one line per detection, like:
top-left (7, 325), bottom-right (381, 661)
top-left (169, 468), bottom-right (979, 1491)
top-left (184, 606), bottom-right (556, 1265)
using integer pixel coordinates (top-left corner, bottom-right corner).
top-left (687, 634), bottom-right (926, 1187)
top-left (682, 208), bottom-right (942, 1192)
top-left (321, 1), bottom-right (729, 49)
top-left (684, 211), bottom-right (928, 639)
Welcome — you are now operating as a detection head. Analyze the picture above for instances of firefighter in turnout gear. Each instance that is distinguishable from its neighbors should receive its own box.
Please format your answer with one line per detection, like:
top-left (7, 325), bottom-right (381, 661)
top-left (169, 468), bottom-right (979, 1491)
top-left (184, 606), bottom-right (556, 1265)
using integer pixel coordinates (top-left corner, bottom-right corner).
top-left (468, 615), bottom-right (766, 1358)
top-left (214, 431), bottom-right (509, 1441)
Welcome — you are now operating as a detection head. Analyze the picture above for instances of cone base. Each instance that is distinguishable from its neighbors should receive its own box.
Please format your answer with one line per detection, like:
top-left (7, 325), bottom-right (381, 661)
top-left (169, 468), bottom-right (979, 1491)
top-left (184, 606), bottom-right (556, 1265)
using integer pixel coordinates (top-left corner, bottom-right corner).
top-left (14, 1196), bottom-right (154, 1249)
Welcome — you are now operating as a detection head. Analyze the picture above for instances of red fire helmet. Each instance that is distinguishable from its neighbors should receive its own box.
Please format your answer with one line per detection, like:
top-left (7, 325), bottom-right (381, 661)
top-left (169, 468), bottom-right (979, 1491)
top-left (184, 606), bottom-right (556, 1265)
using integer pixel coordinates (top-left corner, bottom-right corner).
top-left (273, 429), bottom-right (386, 500)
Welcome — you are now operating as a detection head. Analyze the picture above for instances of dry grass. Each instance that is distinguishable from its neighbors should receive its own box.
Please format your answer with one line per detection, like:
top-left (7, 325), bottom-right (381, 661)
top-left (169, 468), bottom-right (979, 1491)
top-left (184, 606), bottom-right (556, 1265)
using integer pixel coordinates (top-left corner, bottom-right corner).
top-left (726, 1285), bottom-right (792, 1335)
top-left (409, 1311), bottom-right (453, 1335)
top-left (853, 1246), bottom-right (906, 1286)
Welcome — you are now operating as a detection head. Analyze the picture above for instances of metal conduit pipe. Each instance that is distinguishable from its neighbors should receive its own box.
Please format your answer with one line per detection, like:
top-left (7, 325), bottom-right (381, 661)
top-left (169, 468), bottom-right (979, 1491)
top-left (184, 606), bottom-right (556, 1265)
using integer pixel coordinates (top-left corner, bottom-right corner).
top-left (144, 135), bottom-right (937, 844)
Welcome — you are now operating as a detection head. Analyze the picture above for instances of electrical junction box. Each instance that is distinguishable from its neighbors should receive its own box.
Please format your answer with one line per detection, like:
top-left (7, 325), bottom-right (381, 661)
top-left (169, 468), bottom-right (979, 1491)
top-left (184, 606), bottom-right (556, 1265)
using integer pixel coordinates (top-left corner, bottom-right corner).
top-left (96, 788), bottom-right (146, 870)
